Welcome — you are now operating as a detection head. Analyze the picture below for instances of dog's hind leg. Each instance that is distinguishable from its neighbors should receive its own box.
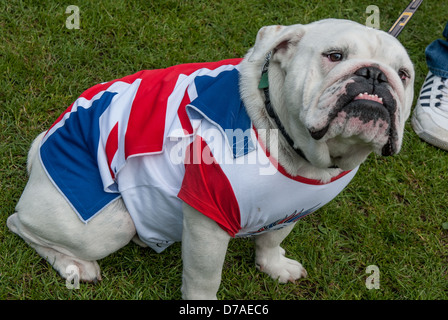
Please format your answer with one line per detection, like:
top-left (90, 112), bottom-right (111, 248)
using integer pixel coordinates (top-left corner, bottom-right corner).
top-left (7, 132), bottom-right (136, 282)
top-left (7, 213), bottom-right (102, 282)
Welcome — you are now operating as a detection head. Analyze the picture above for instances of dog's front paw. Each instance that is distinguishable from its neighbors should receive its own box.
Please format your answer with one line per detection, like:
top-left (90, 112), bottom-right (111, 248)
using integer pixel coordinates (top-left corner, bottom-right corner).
top-left (256, 247), bottom-right (307, 283)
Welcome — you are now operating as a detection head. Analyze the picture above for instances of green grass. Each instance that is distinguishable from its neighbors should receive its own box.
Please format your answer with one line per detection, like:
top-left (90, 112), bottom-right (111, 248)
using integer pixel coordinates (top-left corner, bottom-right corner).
top-left (1, 0), bottom-right (448, 300)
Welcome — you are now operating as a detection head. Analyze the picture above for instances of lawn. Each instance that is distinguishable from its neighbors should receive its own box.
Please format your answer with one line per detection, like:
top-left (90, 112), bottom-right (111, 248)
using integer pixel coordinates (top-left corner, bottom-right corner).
top-left (1, 0), bottom-right (448, 300)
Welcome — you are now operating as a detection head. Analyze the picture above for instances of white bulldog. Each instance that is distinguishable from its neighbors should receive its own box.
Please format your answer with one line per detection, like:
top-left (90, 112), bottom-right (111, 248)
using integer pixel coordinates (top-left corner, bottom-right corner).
top-left (7, 19), bottom-right (414, 299)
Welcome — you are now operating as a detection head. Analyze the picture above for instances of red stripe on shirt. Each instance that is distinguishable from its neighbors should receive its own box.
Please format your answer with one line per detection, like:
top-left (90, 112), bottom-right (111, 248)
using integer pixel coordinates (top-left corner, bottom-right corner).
top-left (177, 136), bottom-right (241, 237)
top-left (178, 91), bottom-right (193, 135)
top-left (125, 59), bottom-right (243, 157)
top-left (253, 126), bottom-right (352, 185)
top-left (45, 73), bottom-right (141, 136)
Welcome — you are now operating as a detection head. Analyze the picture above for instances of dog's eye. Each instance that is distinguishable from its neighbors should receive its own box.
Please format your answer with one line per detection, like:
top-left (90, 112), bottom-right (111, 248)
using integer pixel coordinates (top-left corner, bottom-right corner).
top-left (327, 52), bottom-right (343, 62)
top-left (398, 68), bottom-right (410, 82)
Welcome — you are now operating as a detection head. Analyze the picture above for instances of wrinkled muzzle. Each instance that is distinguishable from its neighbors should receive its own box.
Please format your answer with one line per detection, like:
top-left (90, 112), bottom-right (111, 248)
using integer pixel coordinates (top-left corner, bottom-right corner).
top-left (309, 66), bottom-right (399, 156)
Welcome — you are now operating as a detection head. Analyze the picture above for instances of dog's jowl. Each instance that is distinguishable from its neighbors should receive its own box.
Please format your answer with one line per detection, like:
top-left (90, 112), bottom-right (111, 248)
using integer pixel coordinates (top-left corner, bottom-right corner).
top-left (8, 19), bottom-right (414, 299)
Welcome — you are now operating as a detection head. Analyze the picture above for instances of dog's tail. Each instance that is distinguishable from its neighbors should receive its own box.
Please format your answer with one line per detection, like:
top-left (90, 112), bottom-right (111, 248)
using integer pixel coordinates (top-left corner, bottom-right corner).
top-left (26, 131), bottom-right (46, 175)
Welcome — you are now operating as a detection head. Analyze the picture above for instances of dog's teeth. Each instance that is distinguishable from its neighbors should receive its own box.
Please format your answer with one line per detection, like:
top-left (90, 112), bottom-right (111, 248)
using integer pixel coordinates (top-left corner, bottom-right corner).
top-left (354, 92), bottom-right (384, 104)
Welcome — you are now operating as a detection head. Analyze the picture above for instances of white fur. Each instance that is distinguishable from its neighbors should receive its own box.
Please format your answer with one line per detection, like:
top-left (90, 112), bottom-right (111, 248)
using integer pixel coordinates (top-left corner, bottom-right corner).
top-left (8, 19), bottom-right (414, 299)
top-left (8, 133), bottom-right (137, 282)
top-left (240, 19), bottom-right (414, 177)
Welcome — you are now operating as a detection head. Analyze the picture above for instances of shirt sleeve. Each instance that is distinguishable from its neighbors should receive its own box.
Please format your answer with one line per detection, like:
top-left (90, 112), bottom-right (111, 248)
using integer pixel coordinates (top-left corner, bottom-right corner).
top-left (177, 136), bottom-right (241, 237)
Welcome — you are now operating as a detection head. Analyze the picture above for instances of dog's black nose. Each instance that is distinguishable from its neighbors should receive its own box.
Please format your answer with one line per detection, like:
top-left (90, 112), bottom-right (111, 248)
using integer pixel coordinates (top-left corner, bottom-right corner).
top-left (355, 67), bottom-right (388, 84)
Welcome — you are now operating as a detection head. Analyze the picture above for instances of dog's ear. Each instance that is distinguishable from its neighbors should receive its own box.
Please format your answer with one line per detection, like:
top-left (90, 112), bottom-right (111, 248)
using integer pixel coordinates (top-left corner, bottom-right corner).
top-left (247, 24), bottom-right (306, 63)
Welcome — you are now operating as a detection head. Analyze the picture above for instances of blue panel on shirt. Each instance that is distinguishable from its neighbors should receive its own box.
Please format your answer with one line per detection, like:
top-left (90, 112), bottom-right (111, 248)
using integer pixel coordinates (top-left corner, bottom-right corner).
top-left (187, 68), bottom-right (255, 157)
top-left (40, 91), bottom-right (121, 222)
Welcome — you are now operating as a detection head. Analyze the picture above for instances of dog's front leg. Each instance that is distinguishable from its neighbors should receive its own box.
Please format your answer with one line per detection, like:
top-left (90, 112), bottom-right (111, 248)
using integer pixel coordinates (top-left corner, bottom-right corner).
top-left (181, 203), bottom-right (230, 300)
top-left (255, 223), bottom-right (307, 283)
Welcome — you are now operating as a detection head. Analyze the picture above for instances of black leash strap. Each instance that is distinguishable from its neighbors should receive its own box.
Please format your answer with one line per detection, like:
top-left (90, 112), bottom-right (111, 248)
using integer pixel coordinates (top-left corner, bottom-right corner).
top-left (388, 0), bottom-right (423, 37)
top-left (258, 52), bottom-right (310, 162)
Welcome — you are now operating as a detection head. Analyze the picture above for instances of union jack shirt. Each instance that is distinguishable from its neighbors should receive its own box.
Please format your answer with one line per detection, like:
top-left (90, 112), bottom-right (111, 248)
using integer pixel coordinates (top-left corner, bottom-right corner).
top-left (40, 59), bottom-right (357, 252)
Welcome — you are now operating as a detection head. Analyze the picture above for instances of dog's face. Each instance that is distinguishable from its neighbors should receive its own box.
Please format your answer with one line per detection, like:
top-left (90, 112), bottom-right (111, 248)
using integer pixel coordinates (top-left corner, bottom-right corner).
top-left (242, 19), bottom-right (414, 171)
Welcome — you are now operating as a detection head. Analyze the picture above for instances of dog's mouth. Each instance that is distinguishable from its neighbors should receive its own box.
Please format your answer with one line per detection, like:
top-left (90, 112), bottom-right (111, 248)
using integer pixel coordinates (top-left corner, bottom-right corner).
top-left (308, 78), bottom-right (398, 156)
top-left (353, 92), bottom-right (383, 104)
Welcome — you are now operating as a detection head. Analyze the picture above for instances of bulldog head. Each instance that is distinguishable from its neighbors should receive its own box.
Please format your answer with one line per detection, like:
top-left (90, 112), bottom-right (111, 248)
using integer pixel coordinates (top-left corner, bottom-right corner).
top-left (240, 19), bottom-right (414, 176)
